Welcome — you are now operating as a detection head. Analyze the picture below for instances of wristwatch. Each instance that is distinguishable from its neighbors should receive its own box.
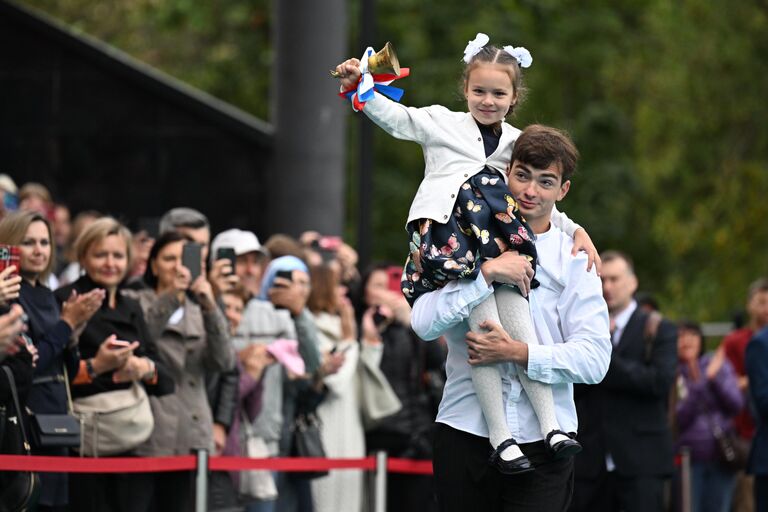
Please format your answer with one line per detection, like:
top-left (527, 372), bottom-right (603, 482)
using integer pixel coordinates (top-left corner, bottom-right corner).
top-left (85, 358), bottom-right (98, 379)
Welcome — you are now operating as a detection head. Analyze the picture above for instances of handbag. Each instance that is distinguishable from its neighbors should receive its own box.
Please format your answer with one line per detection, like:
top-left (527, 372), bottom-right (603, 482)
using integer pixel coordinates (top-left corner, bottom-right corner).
top-left (711, 422), bottom-right (749, 471)
top-left (699, 391), bottom-right (749, 471)
top-left (72, 381), bottom-right (154, 457)
top-left (29, 368), bottom-right (81, 449)
top-left (239, 411), bottom-right (277, 500)
top-left (289, 412), bottom-right (328, 479)
top-left (0, 366), bottom-right (40, 512)
top-left (357, 350), bottom-right (402, 430)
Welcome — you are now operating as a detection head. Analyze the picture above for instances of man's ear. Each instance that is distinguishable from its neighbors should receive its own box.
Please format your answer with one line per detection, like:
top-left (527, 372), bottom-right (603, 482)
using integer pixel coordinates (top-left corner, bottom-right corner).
top-left (556, 180), bottom-right (571, 201)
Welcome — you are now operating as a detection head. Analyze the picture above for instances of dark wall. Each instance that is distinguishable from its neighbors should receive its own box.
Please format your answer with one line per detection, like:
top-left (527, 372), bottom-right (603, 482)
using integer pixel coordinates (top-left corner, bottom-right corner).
top-left (0, 3), bottom-right (273, 238)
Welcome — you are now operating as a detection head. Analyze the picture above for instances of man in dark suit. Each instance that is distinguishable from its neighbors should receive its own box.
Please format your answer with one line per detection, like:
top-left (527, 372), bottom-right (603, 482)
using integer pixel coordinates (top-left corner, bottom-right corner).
top-left (569, 251), bottom-right (678, 512)
top-left (745, 326), bottom-right (768, 510)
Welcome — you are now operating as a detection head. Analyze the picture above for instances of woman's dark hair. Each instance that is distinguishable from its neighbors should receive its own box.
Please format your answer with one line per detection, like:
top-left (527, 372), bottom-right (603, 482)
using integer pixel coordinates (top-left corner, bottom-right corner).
top-left (352, 262), bottom-right (398, 325)
top-left (143, 230), bottom-right (188, 290)
top-left (678, 319), bottom-right (705, 357)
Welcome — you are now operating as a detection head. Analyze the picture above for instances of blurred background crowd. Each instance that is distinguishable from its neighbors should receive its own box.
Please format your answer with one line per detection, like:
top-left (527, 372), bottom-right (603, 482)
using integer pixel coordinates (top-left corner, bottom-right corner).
top-left (0, 176), bottom-right (765, 512)
top-left (0, 176), bottom-right (446, 512)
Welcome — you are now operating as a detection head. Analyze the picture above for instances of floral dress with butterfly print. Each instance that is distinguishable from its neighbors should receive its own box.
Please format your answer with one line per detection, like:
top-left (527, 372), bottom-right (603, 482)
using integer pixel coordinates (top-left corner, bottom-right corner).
top-left (401, 123), bottom-right (538, 306)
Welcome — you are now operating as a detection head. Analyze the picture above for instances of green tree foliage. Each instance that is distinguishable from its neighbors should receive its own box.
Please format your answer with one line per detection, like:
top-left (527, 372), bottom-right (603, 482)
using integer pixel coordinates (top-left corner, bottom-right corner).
top-left (21, 0), bottom-right (768, 320)
top-left (26, 0), bottom-right (273, 119)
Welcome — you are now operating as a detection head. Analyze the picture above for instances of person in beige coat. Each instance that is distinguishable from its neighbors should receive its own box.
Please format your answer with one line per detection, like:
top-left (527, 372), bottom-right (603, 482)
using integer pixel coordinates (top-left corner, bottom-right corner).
top-left (307, 263), bottom-right (366, 512)
top-left (128, 230), bottom-right (235, 511)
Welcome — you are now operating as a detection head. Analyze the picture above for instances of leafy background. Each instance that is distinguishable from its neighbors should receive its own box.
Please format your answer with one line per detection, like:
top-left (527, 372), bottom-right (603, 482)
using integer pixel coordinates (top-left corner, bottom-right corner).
top-left (22, 0), bottom-right (768, 321)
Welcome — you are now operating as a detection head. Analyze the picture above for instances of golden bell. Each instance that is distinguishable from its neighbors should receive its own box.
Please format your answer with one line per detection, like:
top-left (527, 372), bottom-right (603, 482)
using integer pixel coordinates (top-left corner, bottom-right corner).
top-left (330, 42), bottom-right (401, 78)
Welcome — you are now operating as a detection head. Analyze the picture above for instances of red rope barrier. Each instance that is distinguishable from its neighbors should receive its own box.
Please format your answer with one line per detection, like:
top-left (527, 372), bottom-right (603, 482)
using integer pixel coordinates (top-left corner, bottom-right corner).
top-left (0, 454), bottom-right (433, 475)
top-left (387, 458), bottom-right (433, 475)
top-left (0, 455), bottom-right (196, 473)
top-left (209, 456), bottom-right (377, 472)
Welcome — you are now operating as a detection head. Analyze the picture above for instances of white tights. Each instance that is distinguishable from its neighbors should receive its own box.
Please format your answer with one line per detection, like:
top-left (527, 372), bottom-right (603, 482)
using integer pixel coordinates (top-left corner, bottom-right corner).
top-left (468, 286), bottom-right (567, 461)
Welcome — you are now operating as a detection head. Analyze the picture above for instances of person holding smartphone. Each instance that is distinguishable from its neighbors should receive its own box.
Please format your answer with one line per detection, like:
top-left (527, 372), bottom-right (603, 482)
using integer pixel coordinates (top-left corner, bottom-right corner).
top-left (124, 230), bottom-right (234, 511)
top-left (0, 211), bottom-right (105, 511)
top-left (54, 217), bottom-right (174, 512)
top-left (0, 264), bottom-right (22, 306)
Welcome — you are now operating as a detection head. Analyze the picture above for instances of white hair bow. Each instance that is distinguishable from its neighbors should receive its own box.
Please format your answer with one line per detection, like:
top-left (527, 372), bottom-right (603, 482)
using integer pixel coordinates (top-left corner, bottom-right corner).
top-left (463, 33), bottom-right (490, 63)
top-left (503, 46), bottom-right (533, 68)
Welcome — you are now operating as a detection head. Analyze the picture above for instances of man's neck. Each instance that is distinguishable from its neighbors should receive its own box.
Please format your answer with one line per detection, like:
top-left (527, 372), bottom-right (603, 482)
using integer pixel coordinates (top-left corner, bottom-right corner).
top-left (528, 215), bottom-right (551, 235)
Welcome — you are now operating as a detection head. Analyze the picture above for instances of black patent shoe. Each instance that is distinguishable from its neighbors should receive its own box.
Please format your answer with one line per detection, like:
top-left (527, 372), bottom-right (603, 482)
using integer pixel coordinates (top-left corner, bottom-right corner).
top-left (488, 438), bottom-right (534, 475)
top-left (546, 430), bottom-right (582, 460)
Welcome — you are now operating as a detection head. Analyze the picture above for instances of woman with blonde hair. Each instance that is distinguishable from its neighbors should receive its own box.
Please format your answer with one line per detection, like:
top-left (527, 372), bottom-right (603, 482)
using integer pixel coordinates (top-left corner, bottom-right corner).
top-left (0, 210), bottom-right (103, 511)
top-left (54, 217), bottom-right (173, 512)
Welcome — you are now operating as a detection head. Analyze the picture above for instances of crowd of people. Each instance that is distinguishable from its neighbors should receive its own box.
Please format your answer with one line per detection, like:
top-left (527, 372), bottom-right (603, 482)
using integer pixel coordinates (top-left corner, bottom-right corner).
top-left (0, 180), bottom-right (766, 512)
top-left (0, 176), bottom-right (446, 512)
top-left (568, 255), bottom-right (768, 512)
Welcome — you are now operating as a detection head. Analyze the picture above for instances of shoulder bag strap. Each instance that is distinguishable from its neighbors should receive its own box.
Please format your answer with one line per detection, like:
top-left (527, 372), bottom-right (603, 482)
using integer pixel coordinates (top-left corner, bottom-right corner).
top-left (2, 365), bottom-right (32, 453)
top-left (63, 365), bottom-right (74, 414)
top-left (643, 311), bottom-right (663, 363)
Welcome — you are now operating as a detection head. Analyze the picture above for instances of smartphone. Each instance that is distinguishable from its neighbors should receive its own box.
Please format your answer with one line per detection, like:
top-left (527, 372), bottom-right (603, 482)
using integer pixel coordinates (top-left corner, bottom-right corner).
top-left (311, 237), bottom-right (340, 263)
top-left (274, 270), bottom-right (293, 286)
top-left (318, 236), bottom-right (342, 251)
top-left (386, 265), bottom-right (403, 294)
top-left (372, 307), bottom-right (388, 327)
top-left (0, 245), bottom-right (20, 274)
top-left (216, 247), bottom-right (237, 274)
top-left (182, 242), bottom-right (203, 282)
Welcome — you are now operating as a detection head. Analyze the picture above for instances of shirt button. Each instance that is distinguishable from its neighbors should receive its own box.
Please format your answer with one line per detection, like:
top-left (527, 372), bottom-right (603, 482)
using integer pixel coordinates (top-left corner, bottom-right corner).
top-left (192, 414), bottom-right (199, 421)
top-left (443, 215), bottom-right (448, 220)
top-left (477, 137), bottom-right (482, 141)
top-left (189, 381), bottom-right (195, 387)
top-left (451, 194), bottom-right (455, 198)
top-left (464, 173), bottom-right (468, 177)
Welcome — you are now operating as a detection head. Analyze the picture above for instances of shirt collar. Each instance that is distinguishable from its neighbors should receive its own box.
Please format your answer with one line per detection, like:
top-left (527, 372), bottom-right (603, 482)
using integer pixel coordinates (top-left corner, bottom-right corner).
top-left (612, 299), bottom-right (638, 331)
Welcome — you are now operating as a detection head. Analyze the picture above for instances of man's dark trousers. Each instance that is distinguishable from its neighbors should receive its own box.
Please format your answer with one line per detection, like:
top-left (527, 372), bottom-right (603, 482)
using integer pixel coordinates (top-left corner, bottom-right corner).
top-left (433, 423), bottom-right (574, 512)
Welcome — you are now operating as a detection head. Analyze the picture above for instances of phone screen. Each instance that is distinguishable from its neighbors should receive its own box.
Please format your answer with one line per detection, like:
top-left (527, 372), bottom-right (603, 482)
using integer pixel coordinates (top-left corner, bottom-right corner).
top-left (182, 242), bottom-right (203, 282)
top-left (216, 247), bottom-right (237, 274)
top-left (274, 270), bottom-right (293, 286)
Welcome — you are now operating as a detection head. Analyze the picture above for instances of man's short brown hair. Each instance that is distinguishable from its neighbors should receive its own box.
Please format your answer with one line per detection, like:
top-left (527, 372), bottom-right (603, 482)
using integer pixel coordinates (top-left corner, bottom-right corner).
top-left (600, 250), bottom-right (636, 274)
top-left (511, 124), bottom-right (579, 182)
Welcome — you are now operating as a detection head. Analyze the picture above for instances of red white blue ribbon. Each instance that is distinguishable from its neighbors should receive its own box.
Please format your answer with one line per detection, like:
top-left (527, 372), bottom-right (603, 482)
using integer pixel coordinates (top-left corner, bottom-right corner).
top-left (338, 47), bottom-right (410, 112)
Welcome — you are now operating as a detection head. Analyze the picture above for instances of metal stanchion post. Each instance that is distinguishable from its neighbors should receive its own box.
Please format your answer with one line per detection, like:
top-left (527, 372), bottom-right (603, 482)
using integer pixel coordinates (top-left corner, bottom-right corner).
top-left (374, 451), bottom-right (388, 512)
top-left (195, 449), bottom-right (209, 512)
top-left (680, 447), bottom-right (691, 512)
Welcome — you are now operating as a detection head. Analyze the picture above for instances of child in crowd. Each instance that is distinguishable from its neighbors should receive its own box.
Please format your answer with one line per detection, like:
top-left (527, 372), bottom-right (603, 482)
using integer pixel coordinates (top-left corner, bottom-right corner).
top-left (335, 33), bottom-right (594, 473)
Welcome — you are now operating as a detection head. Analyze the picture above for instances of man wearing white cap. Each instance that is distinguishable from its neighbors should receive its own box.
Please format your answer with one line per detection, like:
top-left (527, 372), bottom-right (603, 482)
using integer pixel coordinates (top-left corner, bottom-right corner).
top-left (211, 228), bottom-right (296, 508)
top-left (210, 228), bottom-right (270, 299)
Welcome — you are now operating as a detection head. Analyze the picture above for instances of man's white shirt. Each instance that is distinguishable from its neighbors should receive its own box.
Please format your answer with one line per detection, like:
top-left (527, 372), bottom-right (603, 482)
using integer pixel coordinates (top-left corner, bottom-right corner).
top-left (411, 223), bottom-right (612, 443)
